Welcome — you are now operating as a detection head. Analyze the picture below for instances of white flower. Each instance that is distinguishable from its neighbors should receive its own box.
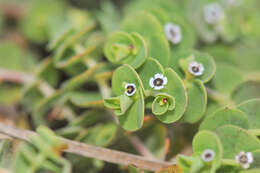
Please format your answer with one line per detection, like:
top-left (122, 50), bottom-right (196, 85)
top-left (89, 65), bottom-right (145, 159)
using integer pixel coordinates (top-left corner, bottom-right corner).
top-left (149, 73), bottom-right (168, 90)
top-left (188, 61), bottom-right (205, 76)
top-left (125, 83), bottom-right (136, 96)
top-left (235, 151), bottom-right (254, 169)
top-left (201, 149), bottom-right (216, 162)
top-left (164, 23), bottom-right (182, 44)
top-left (203, 3), bottom-right (225, 25)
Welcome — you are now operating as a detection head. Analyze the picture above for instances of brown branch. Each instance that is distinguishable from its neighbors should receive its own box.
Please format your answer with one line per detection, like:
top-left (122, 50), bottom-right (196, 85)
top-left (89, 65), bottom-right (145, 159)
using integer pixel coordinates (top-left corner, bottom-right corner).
top-left (0, 123), bottom-right (174, 171)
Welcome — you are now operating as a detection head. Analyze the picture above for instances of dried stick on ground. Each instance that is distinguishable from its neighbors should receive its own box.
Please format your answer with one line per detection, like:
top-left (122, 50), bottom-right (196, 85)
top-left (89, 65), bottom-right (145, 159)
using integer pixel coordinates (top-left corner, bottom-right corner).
top-left (0, 123), bottom-right (174, 171)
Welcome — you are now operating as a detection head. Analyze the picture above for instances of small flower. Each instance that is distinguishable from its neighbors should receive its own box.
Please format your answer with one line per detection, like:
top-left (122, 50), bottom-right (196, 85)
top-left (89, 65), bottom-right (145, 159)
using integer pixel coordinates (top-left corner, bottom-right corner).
top-left (125, 83), bottom-right (136, 96)
top-left (188, 61), bottom-right (204, 76)
top-left (164, 23), bottom-right (182, 44)
top-left (235, 151), bottom-right (254, 169)
top-left (203, 3), bottom-right (225, 25)
top-left (149, 73), bottom-right (168, 90)
top-left (201, 149), bottom-right (216, 162)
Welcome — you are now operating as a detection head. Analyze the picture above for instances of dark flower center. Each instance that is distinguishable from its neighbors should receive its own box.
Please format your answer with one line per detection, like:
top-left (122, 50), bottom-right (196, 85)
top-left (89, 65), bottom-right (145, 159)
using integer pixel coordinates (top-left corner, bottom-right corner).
top-left (192, 66), bottom-right (200, 73)
top-left (153, 78), bottom-right (164, 86)
top-left (170, 28), bottom-right (176, 37)
top-left (126, 85), bottom-right (135, 94)
top-left (205, 153), bottom-right (212, 159)
top-left (239, 155), bottom-right (248, 164)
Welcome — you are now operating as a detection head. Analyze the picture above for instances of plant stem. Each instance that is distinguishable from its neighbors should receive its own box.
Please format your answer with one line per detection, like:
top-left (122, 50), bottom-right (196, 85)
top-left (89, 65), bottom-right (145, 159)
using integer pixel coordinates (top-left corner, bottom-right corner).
top-left (206, 87), bottom-right (235, 107)
top-left (248, 129), bottom-right (260, 136)
top-left (0, 123), bottom-right (174, 171)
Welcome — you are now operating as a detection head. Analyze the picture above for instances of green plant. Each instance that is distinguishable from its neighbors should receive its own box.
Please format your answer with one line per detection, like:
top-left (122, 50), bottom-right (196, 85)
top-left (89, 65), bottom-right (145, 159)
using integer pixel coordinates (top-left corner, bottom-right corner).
top-left (0, 0), bottom-right (260, 173)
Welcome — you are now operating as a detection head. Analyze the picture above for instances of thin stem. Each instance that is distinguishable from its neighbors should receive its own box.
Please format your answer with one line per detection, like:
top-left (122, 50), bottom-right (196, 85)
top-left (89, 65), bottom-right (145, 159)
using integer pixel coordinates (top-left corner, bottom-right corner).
top-left (206, 87), bottom-right (235, 107)
top-left (248, 129), bottom-right (260, 136)
top-left (0, 123), bottom-right (174, 171)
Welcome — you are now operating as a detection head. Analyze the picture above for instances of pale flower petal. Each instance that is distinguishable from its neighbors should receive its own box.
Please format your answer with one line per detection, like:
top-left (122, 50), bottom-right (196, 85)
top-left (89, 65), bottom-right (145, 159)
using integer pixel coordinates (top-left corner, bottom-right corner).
top-left (154, 85), bottom-right (164, 90)
top-left (163, 77), bottom-right (168, 85)
top-left (149, 77), bottom-right (155, 88)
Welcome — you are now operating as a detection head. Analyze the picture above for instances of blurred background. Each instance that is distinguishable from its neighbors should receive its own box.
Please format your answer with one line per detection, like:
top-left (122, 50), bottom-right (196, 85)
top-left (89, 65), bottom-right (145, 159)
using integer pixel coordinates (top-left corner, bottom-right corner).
top-left (0, 0), bottom-right (260, 172)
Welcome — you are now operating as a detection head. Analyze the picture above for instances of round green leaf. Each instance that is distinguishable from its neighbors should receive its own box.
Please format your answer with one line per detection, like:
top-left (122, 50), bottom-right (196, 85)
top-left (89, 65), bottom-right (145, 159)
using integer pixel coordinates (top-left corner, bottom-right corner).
top-left (212, 63), bottom-right (245, 94)
top-left (232, 81), bottom-right (260, 104)
top-left (200, 108), bottom-right (249, 131)
top-left (193, 130), bottom-right (223, 173)
top-left (180, 79), bottom-right (207, 123)
top-left (137, 58), bottom-right (164, 93)
top-left (112, 64), bottom-right (144, 95)
top-left (152, 93), bottom-right (175, 116)
top-left (215, 125), bottom-right (260, 159)
top-left (118, 88), bottom-right (145, 131)
top-left (155, 68), bottom-right (187, 123)
top-left (111, 65), bottom-right (145, 131)
top-left (121, 11), bottom-right (170, 67)
top-left (237, 99), bottom-right (260, 130)
top-left (104, 32), bottom-right (147, 69)
top-left (178, 50), bottom-right (216, 83)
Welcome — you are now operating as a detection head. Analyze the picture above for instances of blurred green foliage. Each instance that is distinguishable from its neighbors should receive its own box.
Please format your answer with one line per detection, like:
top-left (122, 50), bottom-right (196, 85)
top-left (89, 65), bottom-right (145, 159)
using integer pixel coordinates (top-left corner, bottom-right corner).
top-left (0, 0), bottom-right (260, 172)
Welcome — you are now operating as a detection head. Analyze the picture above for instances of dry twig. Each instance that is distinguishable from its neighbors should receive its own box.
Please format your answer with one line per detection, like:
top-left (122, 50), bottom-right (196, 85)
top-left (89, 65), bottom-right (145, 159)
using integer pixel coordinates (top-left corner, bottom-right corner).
top-left (0, 123), bottom-right (175, 171)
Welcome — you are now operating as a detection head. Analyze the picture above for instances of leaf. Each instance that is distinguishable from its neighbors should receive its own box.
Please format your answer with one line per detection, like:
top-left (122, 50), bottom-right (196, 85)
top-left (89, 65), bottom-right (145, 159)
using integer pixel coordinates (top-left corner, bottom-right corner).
top-left (34, 90), bottom-right (67, 125)
top-left (68, 91), bottom-right (103, 108)
top-left (0, 42), bottom-right (36, 72)
top-left (179, 50), bottom-right (216, 83)
top-left (156, 165), bottom-right (183, 173)
top-left (104, 32), bottom-right (148, 68)
top-left (200, 108), bottom-right (249, 131)
top-left (112, 64), bottom-right (144, 96)
top-left (95, 1), bottom-right (121, 34)
top-left (250, 150), bottom-right (260, 169)
top-left (76, 123), bottom-right (117, 147)
top-left (36, 58), bottom-right (60, 87)
top-left (156, 68), bottom-right (187, 123)
top-left (152, 93), bottom-right (176, 116)
top-left (111, 65), bottom-right (145, 131)
top-left (237, 99), bottom-right (260, 130)
top-left (180, 79), bottom-right (207, 123)
top-left (137, 57), bottom-right (164, 93)
top-left (215, 125), bottom-right (260, 159)
top-left (232, 81), bottom-right (260, 104)
top-left (0, 83), bottom-right (22, 105)
top-left (118, 88), bottom-right (145, 131)
top-left (121, 11), bottom-right (170, 67)
top-left (20, 0), bottom-right (66, 43)
top-left (128, 165), bottom-right (141, 173)
top-left (212, 63), bottom-right (245, 94)
top-left (192, 130), bottom-right (223, 173)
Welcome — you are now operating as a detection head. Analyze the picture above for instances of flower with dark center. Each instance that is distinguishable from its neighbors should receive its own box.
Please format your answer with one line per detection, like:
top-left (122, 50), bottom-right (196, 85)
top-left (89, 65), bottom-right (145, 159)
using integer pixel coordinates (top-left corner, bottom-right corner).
top-left (203, 3), bottom-right (225, 25)
top-left (235, 151), bottom-right (253, 169)
top-left (125, 83), bottom-right (136, 96)
top-left (164, 23), bottom-right (182, 44)
top-left (201, 149), bottom-right (216, 162)
top-left (149, 73), bottom-right (168, 90)
top-left (188, 61), bottom-right (205, 76)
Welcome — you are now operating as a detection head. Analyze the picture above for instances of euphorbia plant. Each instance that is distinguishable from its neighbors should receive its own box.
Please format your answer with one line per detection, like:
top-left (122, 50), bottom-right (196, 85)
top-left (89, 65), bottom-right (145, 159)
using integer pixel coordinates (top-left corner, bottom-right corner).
top-left (0, 0), bottom-right (260, 173)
